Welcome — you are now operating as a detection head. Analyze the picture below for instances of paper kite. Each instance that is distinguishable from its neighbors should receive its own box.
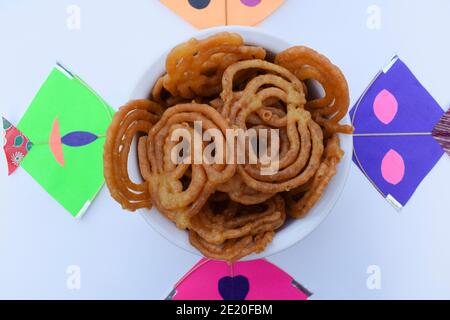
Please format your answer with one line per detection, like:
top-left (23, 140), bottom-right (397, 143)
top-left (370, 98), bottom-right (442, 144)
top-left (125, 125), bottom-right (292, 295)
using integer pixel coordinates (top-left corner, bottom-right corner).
top-left (160, 0), bottom-right (284, 29)
top-left (351, 56), bottom-right (449, 209)
top-left (2, 63), bottom-right (114, 218)
top-left (166, 258), bottom-right (312, 300)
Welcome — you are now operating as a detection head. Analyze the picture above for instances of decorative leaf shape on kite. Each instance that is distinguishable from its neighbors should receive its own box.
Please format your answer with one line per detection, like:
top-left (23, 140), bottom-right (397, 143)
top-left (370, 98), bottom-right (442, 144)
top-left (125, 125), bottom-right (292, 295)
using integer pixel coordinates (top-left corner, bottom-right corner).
top-left (61, 131), bottom-right (98, 147)
top-left (49, 117), bottom-right (100, 167)
top-left (381, 149), bottom-right (405, 185)
top-left (373, 89), bottom-right (398, 125)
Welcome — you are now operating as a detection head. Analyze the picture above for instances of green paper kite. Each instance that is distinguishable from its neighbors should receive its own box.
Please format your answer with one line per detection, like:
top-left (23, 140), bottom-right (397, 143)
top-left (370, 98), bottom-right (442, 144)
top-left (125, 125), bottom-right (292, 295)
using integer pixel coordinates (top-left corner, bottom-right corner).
top-left (2, 64), bottom-right (114, 218)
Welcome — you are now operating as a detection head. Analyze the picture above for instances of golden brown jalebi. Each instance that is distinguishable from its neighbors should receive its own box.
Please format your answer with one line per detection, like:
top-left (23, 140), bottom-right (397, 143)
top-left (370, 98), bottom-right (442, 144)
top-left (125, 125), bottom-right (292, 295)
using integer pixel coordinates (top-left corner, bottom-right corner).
top-left (152, 76), bottom-right (208, 108)
top-left (103, 32), bottom-right (353, 261)
top-left (104, 99), bottom-right (163, 210)
top-left (216, 173), bottom-right (275, 205)
top-left (189, 230), bottom-right (275, 262)
top-left (275, 46), bottom-right (353, 134)
top-left (146, 103), bottom-right (236, 229)
top-left (220, 59), bottom-right (305, 121)
top-left (239, 109), bottom-right (324, 193)
top-left (190, 195), bottom-right (285, 246)
top-left (163, 32), bottom-right (266, 99)
top-left (219, 59), bottom-right (325, 193)
top-left (284, 134), bottom-right (344, 218)
top-left (137, 136), bottom-right (151, 181)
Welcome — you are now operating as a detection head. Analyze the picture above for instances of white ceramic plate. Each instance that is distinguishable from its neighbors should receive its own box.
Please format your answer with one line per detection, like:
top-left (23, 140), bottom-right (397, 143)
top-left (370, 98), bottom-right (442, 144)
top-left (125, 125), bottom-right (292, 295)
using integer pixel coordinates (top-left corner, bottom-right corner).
top-left (130, 26), bottom-right (353, 260)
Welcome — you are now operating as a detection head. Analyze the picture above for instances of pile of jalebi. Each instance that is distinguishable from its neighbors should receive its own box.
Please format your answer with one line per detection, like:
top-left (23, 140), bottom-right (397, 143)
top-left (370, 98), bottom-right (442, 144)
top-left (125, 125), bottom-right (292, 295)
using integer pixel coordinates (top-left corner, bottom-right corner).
top-left (104, 32), bottom-right (353, 262)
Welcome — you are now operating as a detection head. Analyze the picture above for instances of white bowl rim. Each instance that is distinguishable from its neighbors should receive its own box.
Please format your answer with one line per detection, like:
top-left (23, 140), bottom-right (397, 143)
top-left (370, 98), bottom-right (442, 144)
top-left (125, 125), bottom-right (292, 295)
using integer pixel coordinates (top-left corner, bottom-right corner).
top-left (131, 26), bottom-right (353, 261)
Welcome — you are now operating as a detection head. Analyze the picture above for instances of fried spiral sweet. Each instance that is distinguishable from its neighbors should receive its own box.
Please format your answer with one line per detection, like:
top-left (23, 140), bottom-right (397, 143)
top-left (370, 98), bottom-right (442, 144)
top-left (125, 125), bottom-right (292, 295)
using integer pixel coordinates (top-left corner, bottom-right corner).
top-left (104, 99), bottom-right (163, 210)
top-left (163, 32), bottom-right (266, 99)
top-left (190, 195), bottom-right (285, 246)
top-left (216, 174), bottom-right (274, 205)
top-left (104, 32), bottom-right (353, 261)
top-left (285, 134), bottom-right (344, 218)
top-left (146, 103), bottom-right (236, 229)
top-left (189, 230), bottom-right (275, 262)
top-left (275, 46), bottom-right (353, 134)
top-left (220, 59), bottom-right (325, 194)
top-left (220, 59), bottom-right (305, 121)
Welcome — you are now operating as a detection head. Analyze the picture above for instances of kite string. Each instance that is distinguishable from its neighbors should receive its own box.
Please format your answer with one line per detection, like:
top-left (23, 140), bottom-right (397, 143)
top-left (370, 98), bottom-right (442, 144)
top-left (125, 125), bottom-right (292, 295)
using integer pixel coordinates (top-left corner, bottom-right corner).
top-left (353, 132), bottom-right (431, 137)
top-left (225, 0), bottom-right (228, 25)
top-left (28, 134), bottom-right (106, 146)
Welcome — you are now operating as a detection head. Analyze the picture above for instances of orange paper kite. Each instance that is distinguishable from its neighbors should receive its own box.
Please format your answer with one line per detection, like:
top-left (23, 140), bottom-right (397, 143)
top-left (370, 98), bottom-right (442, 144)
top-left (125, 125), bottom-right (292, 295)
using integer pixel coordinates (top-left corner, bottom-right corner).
top-left (160, 0), bottom-right (284, 29)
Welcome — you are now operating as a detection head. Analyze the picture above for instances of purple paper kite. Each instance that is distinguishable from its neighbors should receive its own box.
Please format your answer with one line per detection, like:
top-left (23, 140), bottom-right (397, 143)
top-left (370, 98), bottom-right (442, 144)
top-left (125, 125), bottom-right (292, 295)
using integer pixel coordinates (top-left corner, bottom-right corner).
top-left (351, 56), bottom-right (447, 209)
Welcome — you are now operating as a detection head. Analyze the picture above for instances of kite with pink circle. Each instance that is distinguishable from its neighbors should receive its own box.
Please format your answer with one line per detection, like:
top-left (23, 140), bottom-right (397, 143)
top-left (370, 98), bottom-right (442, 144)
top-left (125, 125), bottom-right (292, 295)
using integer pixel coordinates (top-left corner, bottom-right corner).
top-left (351, 56), bottom-right (449, 209)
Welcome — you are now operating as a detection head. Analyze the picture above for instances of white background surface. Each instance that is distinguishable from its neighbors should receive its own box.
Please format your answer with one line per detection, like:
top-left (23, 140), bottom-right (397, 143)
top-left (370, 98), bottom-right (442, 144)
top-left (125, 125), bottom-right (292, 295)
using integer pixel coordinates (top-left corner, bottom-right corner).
top-left (0, 0), bottom-right (450, 299)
